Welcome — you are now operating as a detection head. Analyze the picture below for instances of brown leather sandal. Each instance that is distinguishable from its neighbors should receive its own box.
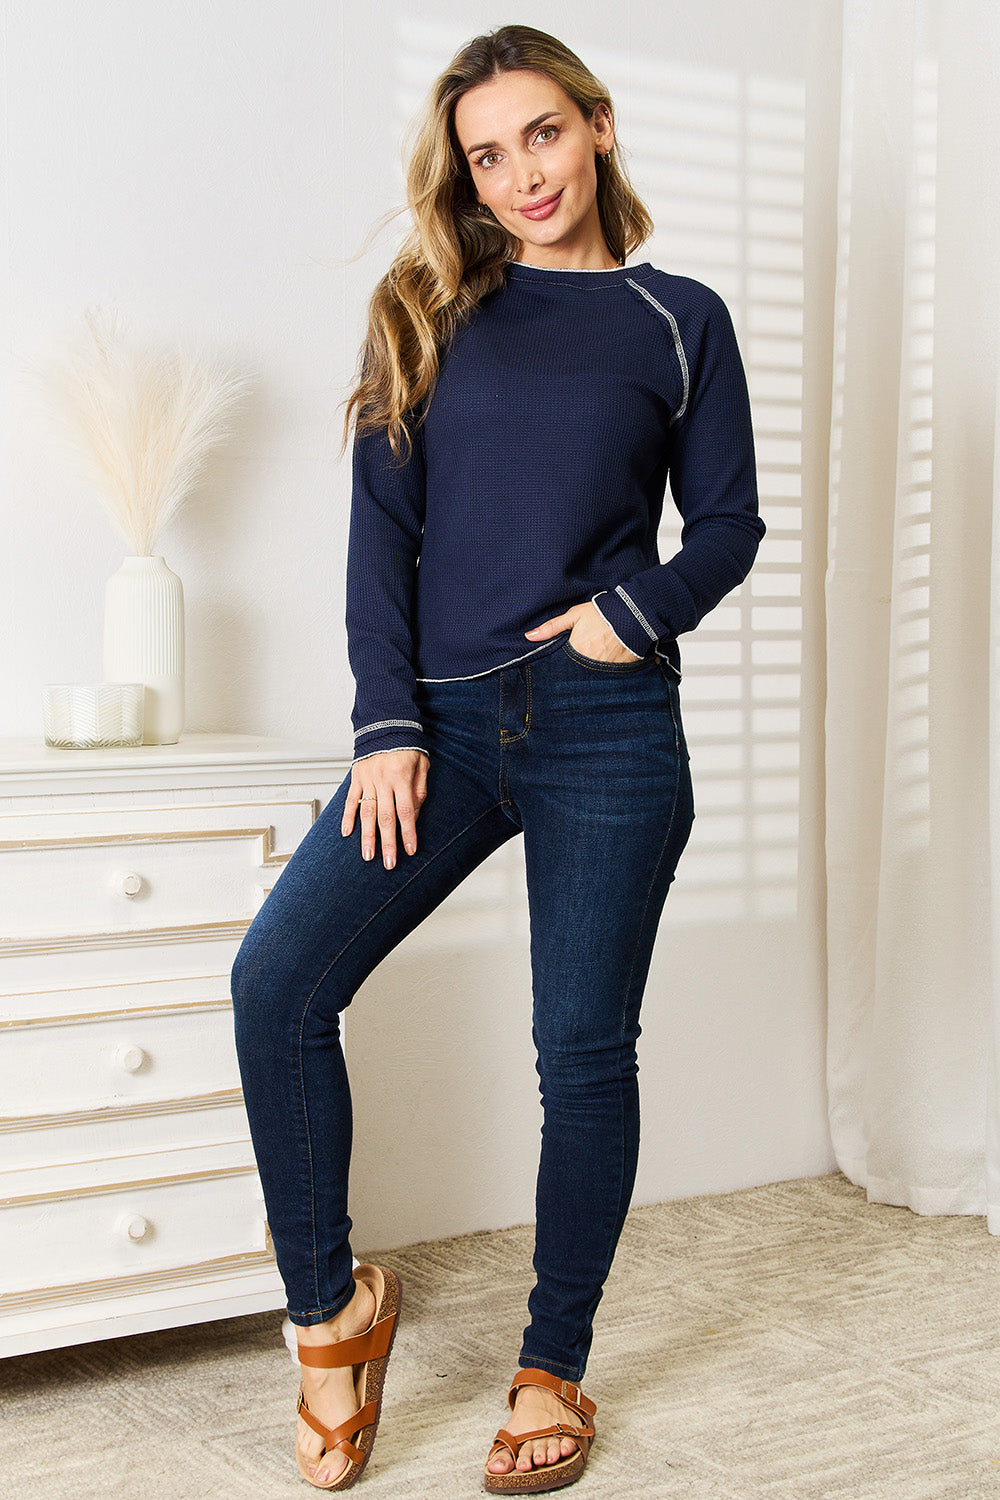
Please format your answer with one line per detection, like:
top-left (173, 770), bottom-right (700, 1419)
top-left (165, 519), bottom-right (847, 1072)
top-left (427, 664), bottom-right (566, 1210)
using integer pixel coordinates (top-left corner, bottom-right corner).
top-left (483, 1367), bottom-right (596, 1493)
top-left (295, 1263), bottom-right (401, 1491)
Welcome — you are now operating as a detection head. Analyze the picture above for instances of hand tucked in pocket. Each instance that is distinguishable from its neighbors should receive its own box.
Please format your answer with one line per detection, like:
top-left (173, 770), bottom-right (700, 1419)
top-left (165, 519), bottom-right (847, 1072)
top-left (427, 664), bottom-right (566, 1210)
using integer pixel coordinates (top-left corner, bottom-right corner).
top-left (525, 600), bottom-right (643, 664)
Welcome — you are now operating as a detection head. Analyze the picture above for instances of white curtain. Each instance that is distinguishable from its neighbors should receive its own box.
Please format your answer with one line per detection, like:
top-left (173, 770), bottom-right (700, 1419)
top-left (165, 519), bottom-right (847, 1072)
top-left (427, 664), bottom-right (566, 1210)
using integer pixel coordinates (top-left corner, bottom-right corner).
top-left (825, 0), bottom-right (1000, 1229)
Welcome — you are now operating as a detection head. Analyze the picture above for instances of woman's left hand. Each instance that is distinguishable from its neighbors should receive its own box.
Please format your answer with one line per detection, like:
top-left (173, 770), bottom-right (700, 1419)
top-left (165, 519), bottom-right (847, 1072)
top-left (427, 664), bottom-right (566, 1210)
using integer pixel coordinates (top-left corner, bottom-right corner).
top-left (525, 600), bottom-right (643, 663)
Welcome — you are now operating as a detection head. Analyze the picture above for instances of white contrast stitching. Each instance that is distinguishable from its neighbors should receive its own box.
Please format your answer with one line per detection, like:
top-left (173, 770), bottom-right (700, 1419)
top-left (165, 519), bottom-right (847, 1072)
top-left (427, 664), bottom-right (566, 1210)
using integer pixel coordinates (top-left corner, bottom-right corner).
top-left (615, 584), bottom-right (658, 641)
top-left (352, 745), bottom-right (429, 764)
top-left (416, 638), bottom-right (557, 682)
top-left (625, 278), bottom-right (690, 422)
top-left (591, 592), bottom-right (641, 655)
top-left (354, 718), bottom-right (422, 739)
top-left (654, 648), bottom-right (682, 678)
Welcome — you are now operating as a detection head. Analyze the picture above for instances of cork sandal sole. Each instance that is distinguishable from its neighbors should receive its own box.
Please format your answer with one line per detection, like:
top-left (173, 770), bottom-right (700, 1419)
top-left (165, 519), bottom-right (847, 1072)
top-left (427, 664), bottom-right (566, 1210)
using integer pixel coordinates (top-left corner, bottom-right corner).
top-left (483, 1441), bottom-right (589, 1493)
top-left (295, 1264), bottom-right (401, 1491)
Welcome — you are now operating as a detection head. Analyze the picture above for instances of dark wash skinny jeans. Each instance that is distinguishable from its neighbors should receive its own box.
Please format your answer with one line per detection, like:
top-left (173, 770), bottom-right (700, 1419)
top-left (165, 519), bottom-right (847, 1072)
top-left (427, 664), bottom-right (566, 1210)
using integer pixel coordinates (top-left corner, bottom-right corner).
top-left (230, 640), bottom-right (694, 1383)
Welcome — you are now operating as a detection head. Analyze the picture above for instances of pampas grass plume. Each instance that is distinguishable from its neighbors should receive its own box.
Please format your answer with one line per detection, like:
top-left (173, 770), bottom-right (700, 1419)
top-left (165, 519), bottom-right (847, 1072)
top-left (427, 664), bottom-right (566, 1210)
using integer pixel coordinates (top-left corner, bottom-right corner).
top-left (46, 306), bottom-right (251, 555)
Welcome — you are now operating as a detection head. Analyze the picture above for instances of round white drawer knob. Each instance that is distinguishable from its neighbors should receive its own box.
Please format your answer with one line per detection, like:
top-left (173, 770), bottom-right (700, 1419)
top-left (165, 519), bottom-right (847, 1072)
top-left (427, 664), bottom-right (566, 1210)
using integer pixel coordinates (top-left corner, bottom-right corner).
top-left (116, 1044), bottom-right (147, 1074)
top-left (120, 873), bottom-right (143, 898)
top-left (116, 1213), bottom-right (151, 1242)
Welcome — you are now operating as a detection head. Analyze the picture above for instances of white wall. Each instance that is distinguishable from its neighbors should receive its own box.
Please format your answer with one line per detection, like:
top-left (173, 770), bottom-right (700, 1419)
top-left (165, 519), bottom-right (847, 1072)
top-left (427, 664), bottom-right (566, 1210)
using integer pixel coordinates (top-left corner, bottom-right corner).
top-left (0, 0), bottom-right (840, 1251)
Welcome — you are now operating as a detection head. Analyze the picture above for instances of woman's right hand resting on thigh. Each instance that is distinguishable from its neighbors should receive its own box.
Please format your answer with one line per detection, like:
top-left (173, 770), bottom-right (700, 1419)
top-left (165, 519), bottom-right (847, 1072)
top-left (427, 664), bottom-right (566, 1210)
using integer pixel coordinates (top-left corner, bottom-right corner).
top-left (341, 749), bottom-right (429, 869)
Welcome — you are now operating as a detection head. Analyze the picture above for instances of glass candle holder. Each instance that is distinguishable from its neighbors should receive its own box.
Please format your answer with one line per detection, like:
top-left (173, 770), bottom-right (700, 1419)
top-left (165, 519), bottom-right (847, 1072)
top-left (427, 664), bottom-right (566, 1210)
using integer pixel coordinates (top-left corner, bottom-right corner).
top-left (42, 683), bottom-right (145, 749)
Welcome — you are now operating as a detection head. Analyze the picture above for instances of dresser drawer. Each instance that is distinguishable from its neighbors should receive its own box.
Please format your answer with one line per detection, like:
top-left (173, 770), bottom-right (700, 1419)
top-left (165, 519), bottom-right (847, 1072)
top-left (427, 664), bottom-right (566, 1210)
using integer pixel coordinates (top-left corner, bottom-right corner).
top-left (0, 799), bottom-right (315, 945)
top-left (0, 1156), bottom-right (269, 1296)
top-left (0, 1001), bottom-right (240, 1117)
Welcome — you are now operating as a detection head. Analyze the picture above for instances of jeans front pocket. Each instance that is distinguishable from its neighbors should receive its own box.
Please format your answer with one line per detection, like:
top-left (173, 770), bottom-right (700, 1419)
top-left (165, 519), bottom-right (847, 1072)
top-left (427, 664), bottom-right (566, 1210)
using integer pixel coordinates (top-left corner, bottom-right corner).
top-left (560, 640), bottom-right (652, 674)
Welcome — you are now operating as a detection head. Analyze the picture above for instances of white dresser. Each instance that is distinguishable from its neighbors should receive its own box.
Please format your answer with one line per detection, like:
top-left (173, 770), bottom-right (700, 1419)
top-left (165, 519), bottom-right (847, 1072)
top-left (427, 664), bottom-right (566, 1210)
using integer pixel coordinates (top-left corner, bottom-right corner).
top-left (0, 734), bottom-right (348, 1357)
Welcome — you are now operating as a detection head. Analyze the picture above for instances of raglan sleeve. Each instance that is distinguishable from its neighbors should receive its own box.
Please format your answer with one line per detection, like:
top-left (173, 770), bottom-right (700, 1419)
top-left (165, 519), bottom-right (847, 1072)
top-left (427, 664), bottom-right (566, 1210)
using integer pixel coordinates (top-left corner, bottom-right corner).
top-left (345, 413), bottom-right (429, 763)
top-left (592, 286), bottom-right (765, 659)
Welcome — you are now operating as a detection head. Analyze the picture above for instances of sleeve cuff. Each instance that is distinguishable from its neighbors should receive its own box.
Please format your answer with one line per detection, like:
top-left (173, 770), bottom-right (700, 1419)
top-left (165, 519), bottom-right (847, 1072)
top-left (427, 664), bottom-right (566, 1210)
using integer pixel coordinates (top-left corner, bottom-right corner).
top-left (352, 745), bottom-right (430, 766)
top-left (352, 718), bottom-right (426, 759)
top-left (592, 588), bottom-right (658, 658)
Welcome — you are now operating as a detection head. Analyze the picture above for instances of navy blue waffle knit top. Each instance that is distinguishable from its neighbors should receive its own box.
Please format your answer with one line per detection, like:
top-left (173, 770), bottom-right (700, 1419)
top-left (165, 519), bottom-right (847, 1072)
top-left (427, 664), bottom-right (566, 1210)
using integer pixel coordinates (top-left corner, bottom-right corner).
top-left (346, 260), bottom-right (763, 761)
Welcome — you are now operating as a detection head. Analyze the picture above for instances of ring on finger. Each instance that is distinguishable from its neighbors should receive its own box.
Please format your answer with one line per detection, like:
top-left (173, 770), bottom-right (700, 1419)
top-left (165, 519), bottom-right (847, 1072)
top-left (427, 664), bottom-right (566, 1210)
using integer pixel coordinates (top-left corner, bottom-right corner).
top-left (360, 795), bottom-right (377, 803)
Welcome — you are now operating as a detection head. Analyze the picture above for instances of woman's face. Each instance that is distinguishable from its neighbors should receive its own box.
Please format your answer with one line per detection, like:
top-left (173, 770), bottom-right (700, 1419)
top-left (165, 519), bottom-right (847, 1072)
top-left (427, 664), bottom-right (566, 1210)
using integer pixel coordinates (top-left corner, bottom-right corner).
top-left (453, 69), bottom-right (615, 268)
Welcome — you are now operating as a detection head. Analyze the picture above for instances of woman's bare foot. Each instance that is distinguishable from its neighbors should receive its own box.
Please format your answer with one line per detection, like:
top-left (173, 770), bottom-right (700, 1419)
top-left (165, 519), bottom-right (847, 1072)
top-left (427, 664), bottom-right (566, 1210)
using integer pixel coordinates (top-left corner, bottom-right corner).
top-left (486, 1384), bottom-right (585, 1476)
top-left (295, 1277), bottom-right (377, 1487)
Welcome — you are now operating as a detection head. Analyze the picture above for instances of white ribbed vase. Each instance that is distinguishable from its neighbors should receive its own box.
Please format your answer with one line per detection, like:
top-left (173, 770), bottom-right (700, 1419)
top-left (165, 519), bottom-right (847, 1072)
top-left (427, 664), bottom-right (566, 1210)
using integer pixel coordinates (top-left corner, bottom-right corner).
top-left (103, 555), bottom-right (185, 745)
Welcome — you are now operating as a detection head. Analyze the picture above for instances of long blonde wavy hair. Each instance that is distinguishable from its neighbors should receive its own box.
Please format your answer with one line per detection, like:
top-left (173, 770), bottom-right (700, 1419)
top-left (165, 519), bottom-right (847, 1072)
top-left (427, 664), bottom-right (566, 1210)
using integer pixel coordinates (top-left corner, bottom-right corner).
top-left (344, 24), bottom-right (654, 457)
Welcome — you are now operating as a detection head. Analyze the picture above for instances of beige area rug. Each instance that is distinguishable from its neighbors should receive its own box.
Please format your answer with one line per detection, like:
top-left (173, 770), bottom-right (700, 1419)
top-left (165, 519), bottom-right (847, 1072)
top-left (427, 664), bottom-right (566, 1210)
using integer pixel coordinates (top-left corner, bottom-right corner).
top-left (3, 1173), bottom-right (1000, 1499)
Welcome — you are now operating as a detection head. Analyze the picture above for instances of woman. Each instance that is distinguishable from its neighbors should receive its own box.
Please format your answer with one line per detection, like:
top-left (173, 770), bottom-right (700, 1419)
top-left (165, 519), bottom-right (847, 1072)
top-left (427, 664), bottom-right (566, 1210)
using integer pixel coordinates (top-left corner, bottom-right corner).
top-left (231, 22), bottom-right (762, 1495)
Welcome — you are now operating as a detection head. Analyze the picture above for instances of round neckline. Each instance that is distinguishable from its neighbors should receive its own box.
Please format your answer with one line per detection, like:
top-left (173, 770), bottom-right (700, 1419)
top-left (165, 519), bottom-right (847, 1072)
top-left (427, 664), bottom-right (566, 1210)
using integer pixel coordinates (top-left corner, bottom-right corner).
top-left (505, 261), bottom-right (650, 288)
